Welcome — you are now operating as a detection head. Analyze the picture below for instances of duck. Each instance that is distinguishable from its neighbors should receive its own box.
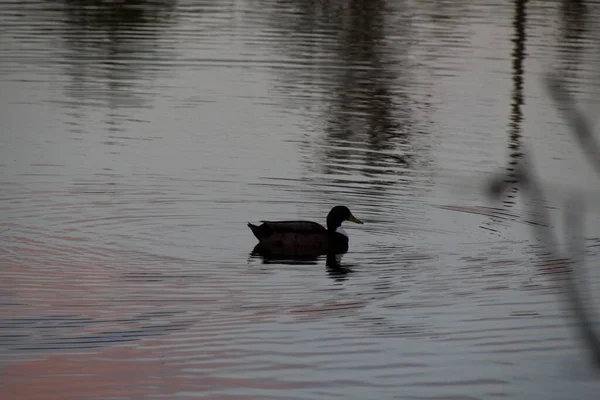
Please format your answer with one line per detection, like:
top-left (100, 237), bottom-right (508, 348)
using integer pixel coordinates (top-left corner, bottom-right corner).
top-left (248, 205), bottom-right (363, 257)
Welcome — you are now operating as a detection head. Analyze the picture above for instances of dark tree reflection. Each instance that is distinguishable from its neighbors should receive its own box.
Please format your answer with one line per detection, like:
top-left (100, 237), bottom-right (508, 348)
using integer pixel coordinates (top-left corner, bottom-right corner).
top-left (558, 0), bottom-right (587, 80)
top-left (255, 0), bottom-right (433, 207)
top-left (58, 0), bottom-right (176, 130)
top-left (323, 0), bottom-right (409, 176)
top-left (501, 0), bottom-right (528, 207)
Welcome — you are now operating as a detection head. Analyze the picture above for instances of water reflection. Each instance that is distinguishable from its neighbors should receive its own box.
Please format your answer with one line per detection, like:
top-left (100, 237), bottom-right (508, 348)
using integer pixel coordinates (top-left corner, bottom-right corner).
top-left (250, 245), bottom-right (321, 265)
top-left (261, 0), bottom-right (429, 181)
top-left (249, 247), bottom-right (352, 280)
top-left (58, 0), bottom-right (176, 129)
top-left (322, 1), bottom-right (425, 186)
top-left (558, 0), bottom-right (587, 80)
top-left (322, 0), bottom-right (404, 172)
top-left (250, 244), bottom-right (348, 265)
top-left (326, 253), bottom-right (353, 282)
top-left (501, 0), bottom-right (527, 207)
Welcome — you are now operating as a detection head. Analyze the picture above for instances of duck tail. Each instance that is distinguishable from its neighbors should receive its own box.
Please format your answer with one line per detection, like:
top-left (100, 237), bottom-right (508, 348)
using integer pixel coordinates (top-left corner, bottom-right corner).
top-left (247, 223), bottom-right (262, 240)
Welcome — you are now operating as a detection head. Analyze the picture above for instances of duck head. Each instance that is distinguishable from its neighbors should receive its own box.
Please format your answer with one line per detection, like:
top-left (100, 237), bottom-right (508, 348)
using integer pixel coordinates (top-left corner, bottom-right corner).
top-left (326, 206), bottom-right (363, 231)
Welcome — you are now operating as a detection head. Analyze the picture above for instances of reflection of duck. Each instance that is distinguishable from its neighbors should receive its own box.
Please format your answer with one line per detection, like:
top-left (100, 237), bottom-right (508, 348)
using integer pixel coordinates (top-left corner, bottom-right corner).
top-left (249, 248), bottom-right (353, 282)
top-left (248, 206), bottom-right (363, 257)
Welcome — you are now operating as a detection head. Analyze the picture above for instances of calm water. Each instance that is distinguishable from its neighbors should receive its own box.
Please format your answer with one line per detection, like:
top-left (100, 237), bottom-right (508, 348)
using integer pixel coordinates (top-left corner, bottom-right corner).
top-left (2, 0), bottom-right (600, 399)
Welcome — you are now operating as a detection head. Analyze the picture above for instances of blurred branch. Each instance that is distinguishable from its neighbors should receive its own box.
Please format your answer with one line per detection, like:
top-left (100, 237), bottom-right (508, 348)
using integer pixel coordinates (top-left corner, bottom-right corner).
top-left (545, 73), bottom-right (600, 178)
top-left (487, 75), bottom-right (600, 369)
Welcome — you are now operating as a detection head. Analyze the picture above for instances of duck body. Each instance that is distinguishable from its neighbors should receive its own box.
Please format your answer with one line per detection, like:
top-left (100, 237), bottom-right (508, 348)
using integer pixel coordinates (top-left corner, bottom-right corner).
top-left (248, 221), bottom-right (349, 256)
top-left (248, 206), bottom-right (363, 257)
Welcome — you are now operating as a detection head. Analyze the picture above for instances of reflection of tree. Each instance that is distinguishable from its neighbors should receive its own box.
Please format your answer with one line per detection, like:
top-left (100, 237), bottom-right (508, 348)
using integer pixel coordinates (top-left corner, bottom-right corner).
top-left (555, 0), bottom-right (598, 121)
top-left (59, 0), bottom-right (176, 130)
top-left (558, 0), bottom-right (587, 80)
top-left (483, 0), bottom-right (527, 235)
top-left (501, 0), bottom-right (528, 207)
top-left (323, 0), bottom-right (408, 177)
top-left (255, 0), bottom-right (433, 204)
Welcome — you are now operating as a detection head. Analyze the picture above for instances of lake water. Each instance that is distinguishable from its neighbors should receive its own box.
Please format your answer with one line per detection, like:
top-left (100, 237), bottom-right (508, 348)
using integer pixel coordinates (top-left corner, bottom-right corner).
top-left (2, 0), bottom-right (600, 399)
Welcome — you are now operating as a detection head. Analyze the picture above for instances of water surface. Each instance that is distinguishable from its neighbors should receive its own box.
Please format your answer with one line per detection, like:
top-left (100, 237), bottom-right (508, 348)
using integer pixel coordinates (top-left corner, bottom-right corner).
top-left (2, 0), bottom-right (600, 399)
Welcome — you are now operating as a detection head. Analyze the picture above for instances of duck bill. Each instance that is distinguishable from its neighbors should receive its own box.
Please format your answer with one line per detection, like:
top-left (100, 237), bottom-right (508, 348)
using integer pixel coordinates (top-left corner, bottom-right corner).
top-left (347, 215), bottom-right (364, 224)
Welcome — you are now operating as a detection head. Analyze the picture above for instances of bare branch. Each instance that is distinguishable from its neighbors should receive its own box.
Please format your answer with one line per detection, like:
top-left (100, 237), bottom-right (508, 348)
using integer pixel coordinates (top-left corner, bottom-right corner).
top-left (544, 73), bottom-right (600, 178)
